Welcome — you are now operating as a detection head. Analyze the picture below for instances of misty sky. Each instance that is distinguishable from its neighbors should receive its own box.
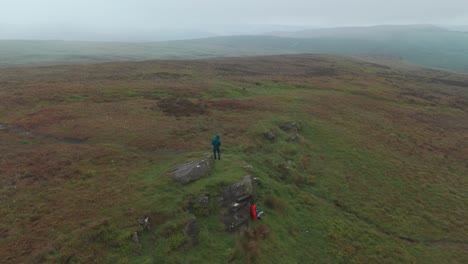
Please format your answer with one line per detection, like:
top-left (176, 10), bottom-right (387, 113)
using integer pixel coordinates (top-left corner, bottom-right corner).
top-left (1, 0), bottom-right (468, 41)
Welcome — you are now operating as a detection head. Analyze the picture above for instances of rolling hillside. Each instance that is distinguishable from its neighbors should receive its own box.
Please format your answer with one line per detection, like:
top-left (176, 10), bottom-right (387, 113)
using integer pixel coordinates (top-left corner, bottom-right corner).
top-left (1, 25), bottom-right (468, 72)
top-left (0, 54), bottom-right (467, 263)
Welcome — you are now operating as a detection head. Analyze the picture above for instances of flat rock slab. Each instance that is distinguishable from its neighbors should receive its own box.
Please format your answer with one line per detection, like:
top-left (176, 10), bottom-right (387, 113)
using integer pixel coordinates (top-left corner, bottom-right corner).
top-left (170, 157), bottom-right (213, 185)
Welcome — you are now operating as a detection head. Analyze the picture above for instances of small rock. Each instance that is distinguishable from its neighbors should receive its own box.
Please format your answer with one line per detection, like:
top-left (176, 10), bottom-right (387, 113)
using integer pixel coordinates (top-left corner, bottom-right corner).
top-left (198, 196), bottom-right (209, 208)
top-left (286, 135), bottom-right (299, 142)
top-left (278, 163), bottom-right (291, 175)
top-left (185, 219), bottom-right (200, 246)
top-left (333, 199), bottom-right (342, 207)
top-left (243, 164), bottom-right (254, 172)
top-left (215, 196), bottom-right (224, 205)
top-left (263, 131), bottom-right (275, 141)
top-left (137, 216), bottom-right (151, 231)
top-left (132, 231), bottom-right (140, 243)
top-left (280, 122), bottom-right (300, 132)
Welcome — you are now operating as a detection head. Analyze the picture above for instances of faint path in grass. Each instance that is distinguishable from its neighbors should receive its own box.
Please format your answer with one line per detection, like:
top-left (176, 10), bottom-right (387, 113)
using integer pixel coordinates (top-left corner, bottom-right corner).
top-left (0, 123), bottom-right (84, 144)
top-left (306, 191), bottom-right (468, 248)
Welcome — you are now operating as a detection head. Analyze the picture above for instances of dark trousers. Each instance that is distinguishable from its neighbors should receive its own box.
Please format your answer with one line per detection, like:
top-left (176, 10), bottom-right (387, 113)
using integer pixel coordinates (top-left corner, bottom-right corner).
top-left (213, 147), bottom-right (220, 160)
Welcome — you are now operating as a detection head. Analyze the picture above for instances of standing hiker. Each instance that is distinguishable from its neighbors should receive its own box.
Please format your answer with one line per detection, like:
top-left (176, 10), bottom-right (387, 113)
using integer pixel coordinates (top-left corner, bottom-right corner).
top-left (211, 134), bottom-right (221, 160)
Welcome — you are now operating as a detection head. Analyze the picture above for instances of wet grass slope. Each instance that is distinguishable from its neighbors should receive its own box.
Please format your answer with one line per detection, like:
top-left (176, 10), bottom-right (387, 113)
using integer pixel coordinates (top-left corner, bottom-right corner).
top-left (0, 54), bottom-right (467, 263)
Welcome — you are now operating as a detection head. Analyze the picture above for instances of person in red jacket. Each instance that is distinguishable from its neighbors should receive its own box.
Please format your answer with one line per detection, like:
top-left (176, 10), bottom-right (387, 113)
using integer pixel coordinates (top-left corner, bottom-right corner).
top-left (250, 204), bottom-right (264, 220)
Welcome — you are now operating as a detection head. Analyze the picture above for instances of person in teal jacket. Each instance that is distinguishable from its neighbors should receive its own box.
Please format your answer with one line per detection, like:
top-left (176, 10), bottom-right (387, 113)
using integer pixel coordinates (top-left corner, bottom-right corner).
top-left (211, 134), bottom-right (221, 160)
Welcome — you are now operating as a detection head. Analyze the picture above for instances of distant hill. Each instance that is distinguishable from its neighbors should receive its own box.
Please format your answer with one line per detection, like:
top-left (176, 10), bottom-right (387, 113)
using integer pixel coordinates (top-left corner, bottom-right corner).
top-left (1, 25), bottom-right (468, 72)
top-left (444, 25), bottom-right (468, 32)
top-left (265, 25), bottom-right (468, 72)
top-left (268, 24), bottom-right (445, 39)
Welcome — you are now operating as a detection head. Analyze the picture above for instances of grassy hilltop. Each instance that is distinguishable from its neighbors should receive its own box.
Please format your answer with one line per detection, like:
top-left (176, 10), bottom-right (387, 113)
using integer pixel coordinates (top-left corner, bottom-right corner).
top-left (0, 54), bottom-right (467, 263)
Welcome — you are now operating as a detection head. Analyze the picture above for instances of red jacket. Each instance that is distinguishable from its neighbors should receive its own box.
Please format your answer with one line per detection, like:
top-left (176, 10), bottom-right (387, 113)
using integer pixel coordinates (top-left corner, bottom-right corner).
top-left (250, 204), bottom-right (258, 220)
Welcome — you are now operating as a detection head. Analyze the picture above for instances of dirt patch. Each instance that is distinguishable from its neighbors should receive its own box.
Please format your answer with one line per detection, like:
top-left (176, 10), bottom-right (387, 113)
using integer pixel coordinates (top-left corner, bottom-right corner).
top-left (407, 112), bottom-right (468, 130)
top-left (155, 98), bottom-right (207, 117)
top-left (203, 98), bottom-right (278, 113)
top-left (359, 62), bottom-right (392, 70)
top-left (0, 124), bottom-right (84, 144)
top-left (304, 68), bottom-right (338, 77)
top-left (430, 78), bottom-right (468, 88)
top-left (399, 89), bottom-right (439, 103)
top-left (107, 72), bottom-right (192, 81)
top-left (0, 147), bottom-right (81, 184)
top-left (215, 66), bottom-right (262, 76)
top-left (137, 72), bottom-right (192, 80)
top-left (19, 107), bottom-right (77, 129)
top-left (205, 99), bottom-right (257, 111)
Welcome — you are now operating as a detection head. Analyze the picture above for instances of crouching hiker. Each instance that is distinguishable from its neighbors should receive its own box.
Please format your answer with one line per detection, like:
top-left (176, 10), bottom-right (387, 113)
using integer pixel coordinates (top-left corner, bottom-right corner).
top-left (211, 134), bottom-right (221, 160)
top-left (250, 204), bottom-right (264, 220)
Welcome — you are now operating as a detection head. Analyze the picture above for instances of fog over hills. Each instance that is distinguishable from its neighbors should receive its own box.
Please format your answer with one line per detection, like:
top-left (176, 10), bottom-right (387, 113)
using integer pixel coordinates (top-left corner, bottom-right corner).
top-left (1, 25), bottom-right (468, 72)
top-left (267, 24), bottom-right (446, 39)
top-left (444, 25), bottom-right (468, 32)
top-left (0, 24), bottom-right (312, 42)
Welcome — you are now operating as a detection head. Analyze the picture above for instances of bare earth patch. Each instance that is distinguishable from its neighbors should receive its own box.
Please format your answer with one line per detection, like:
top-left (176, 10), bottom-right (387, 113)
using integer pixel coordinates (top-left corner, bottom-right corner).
top-left (155, 98), bottom-right (207, 117)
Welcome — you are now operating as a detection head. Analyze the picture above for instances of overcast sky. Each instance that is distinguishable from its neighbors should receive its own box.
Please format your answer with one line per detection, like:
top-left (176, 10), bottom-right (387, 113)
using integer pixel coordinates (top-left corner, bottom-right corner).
top-left (1, 0), bottom-right (468, 41)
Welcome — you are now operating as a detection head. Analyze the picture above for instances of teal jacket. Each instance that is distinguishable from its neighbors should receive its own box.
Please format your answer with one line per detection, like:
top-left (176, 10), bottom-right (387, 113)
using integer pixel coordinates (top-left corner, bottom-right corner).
top-left (211, 135), bottom-right (221, 149)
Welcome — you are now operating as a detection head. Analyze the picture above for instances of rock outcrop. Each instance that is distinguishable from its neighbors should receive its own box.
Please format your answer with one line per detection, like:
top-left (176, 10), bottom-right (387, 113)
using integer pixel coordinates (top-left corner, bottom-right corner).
top-left (184, 219), bottom-right (200, 246)
top-left (221, 175), bottom-right (256, 232)
top-left (286, 134), bottom-right (300, 142)
top-left (263, 131), bottom-right (276, 141)
top-left (243, 164), bottom-right (254, 172)
top-left (279, 122), bottom-right (300, 132)
top-left (170, 156), bottom-right (214, 184)
top-left (198, 196), bottom-right (209, 208)
top-left (131, 231), bottom-right (140, 243)
top-left (137, 216), bottom-right (151, 231)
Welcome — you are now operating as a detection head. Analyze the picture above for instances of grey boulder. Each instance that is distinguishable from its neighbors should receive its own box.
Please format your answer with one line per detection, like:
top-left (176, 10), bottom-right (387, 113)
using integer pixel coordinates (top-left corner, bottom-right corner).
top-left (170, 157), bottom-right (214, 184)
top-left (221, 175), bottom-right (256, 232)
top-left (184, 219), bottom-right (200, 246)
